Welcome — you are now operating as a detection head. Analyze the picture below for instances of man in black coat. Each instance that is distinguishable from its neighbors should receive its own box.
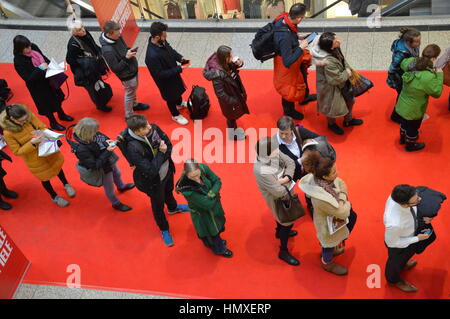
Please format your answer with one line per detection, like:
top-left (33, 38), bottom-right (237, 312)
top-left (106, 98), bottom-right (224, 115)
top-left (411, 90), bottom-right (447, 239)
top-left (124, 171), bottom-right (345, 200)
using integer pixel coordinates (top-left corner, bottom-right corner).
top-left (99, 21), bottom-right (149, 119)
top-left (117, 114), bottom-right (189, 247)
top-left (145, 22), bottom-right (190, 126)
top-left (0, 149), bottom-right (18, 210)
top-left (66, 20), bottom-right (113, 113)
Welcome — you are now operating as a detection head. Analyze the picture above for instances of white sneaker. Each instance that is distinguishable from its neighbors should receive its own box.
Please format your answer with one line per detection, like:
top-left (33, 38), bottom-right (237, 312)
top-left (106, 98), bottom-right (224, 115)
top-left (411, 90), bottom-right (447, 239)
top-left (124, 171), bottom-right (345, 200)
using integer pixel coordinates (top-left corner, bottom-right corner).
top-left (52, 195), bottom-right (69, 207)
top-left (176, 101), bottom-right (189, 110)
top-left (172, 115), bottom-right (189, 125)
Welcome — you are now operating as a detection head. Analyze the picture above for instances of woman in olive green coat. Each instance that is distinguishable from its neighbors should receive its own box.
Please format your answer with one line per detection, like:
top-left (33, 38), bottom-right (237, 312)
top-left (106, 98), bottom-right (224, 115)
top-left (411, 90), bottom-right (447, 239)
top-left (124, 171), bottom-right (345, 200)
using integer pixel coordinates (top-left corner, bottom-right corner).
top-left (176, 159), bottom-right (232, 258)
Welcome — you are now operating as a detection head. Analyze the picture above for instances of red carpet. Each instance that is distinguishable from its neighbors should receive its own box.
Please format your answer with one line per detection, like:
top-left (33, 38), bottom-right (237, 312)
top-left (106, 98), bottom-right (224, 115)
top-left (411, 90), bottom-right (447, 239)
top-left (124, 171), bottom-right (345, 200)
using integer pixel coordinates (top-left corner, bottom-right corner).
top-left (0, 62), bottom-right (449, 299)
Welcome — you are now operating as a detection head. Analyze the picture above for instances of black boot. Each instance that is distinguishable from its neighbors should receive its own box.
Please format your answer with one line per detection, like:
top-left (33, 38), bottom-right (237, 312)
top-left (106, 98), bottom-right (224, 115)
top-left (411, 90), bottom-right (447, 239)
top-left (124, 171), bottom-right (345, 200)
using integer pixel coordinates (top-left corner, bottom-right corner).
top-left (0, 195), bottom-right (12, 210)
top-left (328, 123), bottom-right (344, 135)
top-left (400, 128), bottom-right (406, 145)
top-left (278, 250), bottom-right (300, 266)
top-left (48, 114), bottom-right (66, 131)
top-left (282, 99), bottom-right (304, 120)
top-left (1, 189), bottom-right (18, 199)
top-left (405, 135), bottom-right (425, 152)
top-left (300, 94), bottom-right (317, 105)
top-left (275, 230), bottom-right (298, 238)
top-left (58, 113), bottom-right (74, 122)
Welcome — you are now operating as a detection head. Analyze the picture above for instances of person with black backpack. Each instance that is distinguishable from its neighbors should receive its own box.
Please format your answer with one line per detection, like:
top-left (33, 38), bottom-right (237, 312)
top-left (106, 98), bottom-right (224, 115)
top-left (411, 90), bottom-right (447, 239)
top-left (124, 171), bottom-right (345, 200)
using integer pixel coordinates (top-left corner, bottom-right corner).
top-left (272, 3), bottom-right (315, 120)
top-left (66, 20), bottom-right (113, 113)
top-left (116, 115), bottom-right (189, 247)
top-left (203, 45), bottom-right (250, 141)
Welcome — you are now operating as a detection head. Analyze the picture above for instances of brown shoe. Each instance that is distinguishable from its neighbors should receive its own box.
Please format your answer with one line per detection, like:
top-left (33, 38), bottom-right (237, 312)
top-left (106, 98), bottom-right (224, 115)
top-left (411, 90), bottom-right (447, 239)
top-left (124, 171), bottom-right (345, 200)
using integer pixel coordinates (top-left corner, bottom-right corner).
top-left (390, 280), bottom-right (418, 293)
top-left (333, 245), bottom-right (345, 257)
top-left (322, 261), bottom-right (348, 276)
top-left (403, 260), bottom-right (417, 271)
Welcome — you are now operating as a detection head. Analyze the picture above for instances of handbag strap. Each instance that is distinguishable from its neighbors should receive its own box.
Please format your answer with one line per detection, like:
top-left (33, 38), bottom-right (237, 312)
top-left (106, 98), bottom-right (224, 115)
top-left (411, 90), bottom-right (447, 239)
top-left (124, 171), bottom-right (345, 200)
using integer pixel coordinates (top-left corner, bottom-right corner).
top-left (292, 126), bottom-right (303, 154)
top-left (280, 183), bottom-right (293, 200)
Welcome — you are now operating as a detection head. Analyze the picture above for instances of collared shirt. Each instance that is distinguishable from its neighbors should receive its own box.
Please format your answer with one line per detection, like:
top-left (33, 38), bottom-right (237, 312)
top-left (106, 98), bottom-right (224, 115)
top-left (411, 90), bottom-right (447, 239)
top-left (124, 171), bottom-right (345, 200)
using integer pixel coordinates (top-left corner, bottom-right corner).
top-left (383, 196), bottom-right (419, 248)
top-left (276, 132), bottom-right (302, 166)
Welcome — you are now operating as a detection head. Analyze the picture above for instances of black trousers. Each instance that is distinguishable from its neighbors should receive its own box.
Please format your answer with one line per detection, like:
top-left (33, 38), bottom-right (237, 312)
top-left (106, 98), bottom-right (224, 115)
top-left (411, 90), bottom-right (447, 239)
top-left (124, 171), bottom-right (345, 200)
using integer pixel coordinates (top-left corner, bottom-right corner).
top-left (385, 232), bottom-right (436, 284)
top-left (400, 117), bottom-right (422, 139)
top-left (226, 119), bottom-right (237, 129)
top-left (276, 222), bottom-right (294, 252)
top-left (391, 86), bottom-right (403, 122)
top-left (147, 171), bottom-right (178, 232)
top-left (166, 96), bottom-right (182, 117)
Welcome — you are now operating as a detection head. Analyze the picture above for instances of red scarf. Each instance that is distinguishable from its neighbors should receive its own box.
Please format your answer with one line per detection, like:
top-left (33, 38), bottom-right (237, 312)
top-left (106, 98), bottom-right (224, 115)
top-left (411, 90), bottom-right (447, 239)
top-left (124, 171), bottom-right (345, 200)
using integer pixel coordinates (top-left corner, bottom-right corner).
top-left (274, 12), bottom-right (298, 33)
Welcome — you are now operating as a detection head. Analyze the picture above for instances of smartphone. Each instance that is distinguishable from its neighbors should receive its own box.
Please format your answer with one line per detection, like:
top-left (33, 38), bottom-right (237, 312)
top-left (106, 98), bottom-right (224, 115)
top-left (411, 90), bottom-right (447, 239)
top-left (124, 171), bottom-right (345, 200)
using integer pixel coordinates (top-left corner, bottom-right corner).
top-left (181, 59), bottom-right (190, 65)
top-left (130, 47), bottom-right (138, 52)
top-left (108, 141), bottom-right (117, 147)
top-left (423, 230), bottom-right (433, 235)
top-left (305, 32), bottom-right (319, 44)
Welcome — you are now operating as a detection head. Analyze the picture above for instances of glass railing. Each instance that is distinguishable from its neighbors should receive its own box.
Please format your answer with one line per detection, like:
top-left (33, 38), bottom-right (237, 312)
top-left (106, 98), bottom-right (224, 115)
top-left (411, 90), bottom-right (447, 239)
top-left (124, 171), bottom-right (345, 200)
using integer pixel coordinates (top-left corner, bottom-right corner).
top-left (0, 0), bottom-right (448, 20)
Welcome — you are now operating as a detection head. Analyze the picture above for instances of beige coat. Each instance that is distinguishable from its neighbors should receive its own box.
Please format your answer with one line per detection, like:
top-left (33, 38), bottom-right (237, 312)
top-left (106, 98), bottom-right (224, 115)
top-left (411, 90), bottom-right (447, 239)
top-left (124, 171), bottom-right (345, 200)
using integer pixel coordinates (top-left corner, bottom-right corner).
top-left (316, 55), bottom-right (351, 118)
top-left (0, 106), bottom-right (64, 181)
top-left (253, 151), bottom-right (296, 226)
top-left (299, 174), bottom-right (351, 247)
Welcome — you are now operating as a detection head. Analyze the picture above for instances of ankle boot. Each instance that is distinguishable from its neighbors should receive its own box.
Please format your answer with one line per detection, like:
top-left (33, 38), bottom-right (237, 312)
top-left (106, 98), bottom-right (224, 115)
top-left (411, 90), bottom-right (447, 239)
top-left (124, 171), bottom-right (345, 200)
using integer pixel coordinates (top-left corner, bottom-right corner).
top-left (0, 195), bottom-right (12, 210)
top-left (400, 128), bottom-right (406, 145)
top-left (405, 135), bottom-right (425, 152)
top-left (278, 250), bottom-right (300, 266)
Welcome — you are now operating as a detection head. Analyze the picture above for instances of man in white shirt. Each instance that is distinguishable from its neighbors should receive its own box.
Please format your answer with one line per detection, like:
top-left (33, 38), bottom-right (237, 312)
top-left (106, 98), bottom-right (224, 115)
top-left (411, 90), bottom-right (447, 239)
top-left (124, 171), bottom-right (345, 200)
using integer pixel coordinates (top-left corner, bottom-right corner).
top-left (384, 184), bottom-right (435, 292)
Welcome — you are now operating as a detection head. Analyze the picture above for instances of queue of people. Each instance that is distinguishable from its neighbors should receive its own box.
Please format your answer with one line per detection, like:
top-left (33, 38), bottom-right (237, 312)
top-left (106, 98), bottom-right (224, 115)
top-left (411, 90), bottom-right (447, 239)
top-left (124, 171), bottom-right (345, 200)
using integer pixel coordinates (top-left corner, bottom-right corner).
top-left (0, 2), bottom-right (447, 295)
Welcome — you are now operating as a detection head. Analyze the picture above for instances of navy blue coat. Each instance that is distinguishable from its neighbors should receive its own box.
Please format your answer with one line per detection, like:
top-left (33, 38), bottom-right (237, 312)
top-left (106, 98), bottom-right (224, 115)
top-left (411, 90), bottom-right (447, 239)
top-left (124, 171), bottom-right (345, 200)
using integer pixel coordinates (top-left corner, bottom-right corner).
top-left (273, 18), bottom-right (303, 68)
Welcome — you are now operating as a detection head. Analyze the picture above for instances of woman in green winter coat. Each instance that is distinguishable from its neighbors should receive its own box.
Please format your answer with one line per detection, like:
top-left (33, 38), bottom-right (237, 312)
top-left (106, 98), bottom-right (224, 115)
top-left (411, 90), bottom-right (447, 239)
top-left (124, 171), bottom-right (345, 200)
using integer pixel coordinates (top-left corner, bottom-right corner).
top-left (395, 44), bottom-right (444, 152)
top-left (176, 159), bottom-right (232, 258)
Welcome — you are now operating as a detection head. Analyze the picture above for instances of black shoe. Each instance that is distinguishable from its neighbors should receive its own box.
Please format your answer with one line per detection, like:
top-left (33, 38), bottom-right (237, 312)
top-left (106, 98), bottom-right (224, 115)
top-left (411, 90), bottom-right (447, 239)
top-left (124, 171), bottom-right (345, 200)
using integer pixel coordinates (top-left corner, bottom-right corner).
top-left (118, 183), bottom-right (135, 193)
top-left (58, 114), bottom-right (74, 122)
top-left (343, 118), bottom-right (363, 127)
top-left (133, 103), bottom-right (150, 111)
top-left (112, 203), bottom-right (132, 212)
top-left (328, 123), bottom-right (344, 135)
top-left (1, 189), bottom-right (18, 199)
top-left (275, 230), bottom-right (298, 238)
top-left (50, 122), bottom-right (66, 131)
top-left (96, 105), bottom-right (113, 112)
top-left (219, 249), bottom-right (233, 258)
top-left (300, 94), bottom-right (317, 105)
top-left (278, 250), bottom-right (300, 266)
top-left (0, 200), bottom-right (12, 210)
top-left (405, 142), bottom-right (425, 152)
top-left (284, 110), bottom-right (304, 120)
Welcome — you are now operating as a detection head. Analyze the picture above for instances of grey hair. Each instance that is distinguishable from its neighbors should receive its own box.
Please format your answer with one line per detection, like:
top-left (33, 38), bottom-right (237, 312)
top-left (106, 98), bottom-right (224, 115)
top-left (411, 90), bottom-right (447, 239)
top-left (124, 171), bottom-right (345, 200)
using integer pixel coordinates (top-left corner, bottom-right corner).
top-left (68, 19), bottom-right (84, 34)
top-left (277, 116), bottom-right (294, 131)
top-left (183, 158), bottom-right (200, 175)
top-left (74, 117), bottom-right (99, 143)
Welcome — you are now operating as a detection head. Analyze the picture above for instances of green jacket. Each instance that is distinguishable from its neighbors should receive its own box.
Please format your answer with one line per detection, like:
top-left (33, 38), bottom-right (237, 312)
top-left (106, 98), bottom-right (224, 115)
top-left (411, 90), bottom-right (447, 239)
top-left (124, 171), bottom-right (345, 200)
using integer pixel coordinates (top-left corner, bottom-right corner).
top-left (395, 57), bottom-right (444, 120)
top-left (176, 164), bottom-right (225, 238)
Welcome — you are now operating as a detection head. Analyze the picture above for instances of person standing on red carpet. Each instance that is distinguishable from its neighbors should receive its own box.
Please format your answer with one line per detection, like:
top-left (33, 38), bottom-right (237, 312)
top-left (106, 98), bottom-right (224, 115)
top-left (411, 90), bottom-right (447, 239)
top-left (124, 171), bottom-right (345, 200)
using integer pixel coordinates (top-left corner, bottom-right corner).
top-left (0, 104), bottom-right (75, 207)
top-left (203, 45), bottom-right (250, 141)
top-left (176, 159), bottom-right (232, 258)
top-left (387, 28), bottom-right (421, 123)
top-left (435, 45), bottom-right (450, 110)
top-left (99, 21), bottom-right (150, 119)
top-left (0, 149), bottom-right (18, 210)
top-left (116, 115), bottom-right (189, 247)
top-left (315, 32), bottom-right (363, 135)
top-left (395, 44), bottom-right (444, 152)
top-left (384, 184), bottom-right (436, 293)
top-left (68, 118), bottom-right (135, 212)
top-left (272, 3), bottom-right (316, 121)
top-left (299, 152), bottom-right (357, 276)
top-left (13, 35), bottom-right (74, 132)
top-left (253, 136), bottom-right (301, 266)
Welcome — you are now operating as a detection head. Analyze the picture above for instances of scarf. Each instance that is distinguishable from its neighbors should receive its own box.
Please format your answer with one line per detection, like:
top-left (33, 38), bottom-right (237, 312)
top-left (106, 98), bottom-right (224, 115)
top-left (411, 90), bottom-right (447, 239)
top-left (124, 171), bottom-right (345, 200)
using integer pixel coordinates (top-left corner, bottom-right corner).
top-left (314, 177), bottom-right (339, 200)
top-left (274, 12), bottom-right (298, 33)
top-left (24, 50), bottom-right (45, 67)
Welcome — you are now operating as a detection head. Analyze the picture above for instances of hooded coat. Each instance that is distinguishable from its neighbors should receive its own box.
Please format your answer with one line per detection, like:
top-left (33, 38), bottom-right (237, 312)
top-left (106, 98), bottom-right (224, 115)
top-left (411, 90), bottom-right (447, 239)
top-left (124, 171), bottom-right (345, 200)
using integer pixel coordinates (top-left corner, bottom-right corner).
top-left (176, 163), bottom-right (226, 238)
top-left (203, 53), bottom-right (249, 121)
top-left (395, 57), bottom-right (443, 121)
top-left (298, 174), bottom-right (351, 248)
top-left (0, 106), bottom-right (64, 181)
top-left (13, 43), bottom-right (65, 116)
top-left (145, 40), bottom-right (186, 102)
top-left (387, 39), bottom-right (420, 91)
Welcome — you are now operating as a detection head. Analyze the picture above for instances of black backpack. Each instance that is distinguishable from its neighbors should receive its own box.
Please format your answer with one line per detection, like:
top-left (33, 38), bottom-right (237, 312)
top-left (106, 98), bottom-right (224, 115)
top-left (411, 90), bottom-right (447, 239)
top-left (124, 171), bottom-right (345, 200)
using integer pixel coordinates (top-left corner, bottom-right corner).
top-left (250, 22), bottom-right (289, 62)
top-left (187, 85), bottom-right (210, 120)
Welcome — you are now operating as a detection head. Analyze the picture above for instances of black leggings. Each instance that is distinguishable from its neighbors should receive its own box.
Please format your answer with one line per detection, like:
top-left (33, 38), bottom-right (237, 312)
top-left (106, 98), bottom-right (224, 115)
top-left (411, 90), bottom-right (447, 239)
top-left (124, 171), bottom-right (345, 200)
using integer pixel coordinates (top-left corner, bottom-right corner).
top-left (41, 169), bottom-right (68, 199)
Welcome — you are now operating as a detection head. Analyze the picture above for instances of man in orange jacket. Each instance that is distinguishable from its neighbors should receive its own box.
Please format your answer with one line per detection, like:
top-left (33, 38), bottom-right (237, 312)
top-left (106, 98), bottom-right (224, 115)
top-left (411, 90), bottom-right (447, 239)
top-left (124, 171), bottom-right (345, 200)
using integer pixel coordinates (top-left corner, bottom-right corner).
top-left (273, 3), bottom-right (315, 120)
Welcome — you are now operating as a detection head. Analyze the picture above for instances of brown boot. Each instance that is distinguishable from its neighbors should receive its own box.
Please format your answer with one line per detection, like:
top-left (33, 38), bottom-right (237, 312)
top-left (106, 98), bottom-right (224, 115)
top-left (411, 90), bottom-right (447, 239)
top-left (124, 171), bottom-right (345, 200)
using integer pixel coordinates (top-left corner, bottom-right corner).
top-left (322, 261), bottom-right (348, 276)
top-left (403, 260), bottom-right (417, 270)
top-left (390, 280), bottom-right (418, 293)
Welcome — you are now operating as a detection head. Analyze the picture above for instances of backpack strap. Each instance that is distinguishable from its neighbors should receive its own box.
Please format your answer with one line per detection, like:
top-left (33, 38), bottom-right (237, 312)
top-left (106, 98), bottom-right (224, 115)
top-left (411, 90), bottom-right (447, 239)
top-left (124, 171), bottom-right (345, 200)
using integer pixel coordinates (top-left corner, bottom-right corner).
top-left (65, 124), bottom-right (80, 153)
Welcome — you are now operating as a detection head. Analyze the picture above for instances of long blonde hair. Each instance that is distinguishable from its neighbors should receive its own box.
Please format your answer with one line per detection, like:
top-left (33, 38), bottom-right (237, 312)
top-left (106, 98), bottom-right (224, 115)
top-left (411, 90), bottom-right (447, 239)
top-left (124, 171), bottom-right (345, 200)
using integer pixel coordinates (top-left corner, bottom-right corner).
top-left (74, 117), bottom-right (99, 143)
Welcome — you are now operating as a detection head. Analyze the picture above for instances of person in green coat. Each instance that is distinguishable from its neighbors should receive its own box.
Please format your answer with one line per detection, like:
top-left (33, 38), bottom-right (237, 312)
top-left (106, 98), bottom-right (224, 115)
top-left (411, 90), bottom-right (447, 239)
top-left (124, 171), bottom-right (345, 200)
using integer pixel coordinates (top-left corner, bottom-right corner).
top-left (176, 159), bottom-right (232, 258)
top-left (395, 44), bottom-right (444, 152)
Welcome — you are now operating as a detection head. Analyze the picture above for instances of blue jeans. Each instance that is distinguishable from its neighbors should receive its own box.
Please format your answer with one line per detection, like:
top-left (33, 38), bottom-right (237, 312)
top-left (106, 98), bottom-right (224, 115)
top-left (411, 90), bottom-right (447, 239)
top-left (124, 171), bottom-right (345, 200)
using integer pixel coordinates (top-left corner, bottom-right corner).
top-left (103, 164), bottom-right (125, 206)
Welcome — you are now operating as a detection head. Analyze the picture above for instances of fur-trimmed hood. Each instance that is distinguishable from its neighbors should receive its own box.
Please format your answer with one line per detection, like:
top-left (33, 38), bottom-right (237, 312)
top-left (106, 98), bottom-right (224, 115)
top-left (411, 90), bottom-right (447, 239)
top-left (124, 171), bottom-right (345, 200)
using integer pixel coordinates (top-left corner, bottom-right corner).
top-left (0, 104), bottom-right (32, 133)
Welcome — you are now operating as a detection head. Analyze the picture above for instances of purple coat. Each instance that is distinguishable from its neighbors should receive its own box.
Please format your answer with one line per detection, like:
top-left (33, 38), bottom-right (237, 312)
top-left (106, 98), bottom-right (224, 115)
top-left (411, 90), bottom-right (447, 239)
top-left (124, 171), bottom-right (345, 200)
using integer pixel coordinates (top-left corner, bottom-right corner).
top-left (203, 53), bottom-right (249, 121)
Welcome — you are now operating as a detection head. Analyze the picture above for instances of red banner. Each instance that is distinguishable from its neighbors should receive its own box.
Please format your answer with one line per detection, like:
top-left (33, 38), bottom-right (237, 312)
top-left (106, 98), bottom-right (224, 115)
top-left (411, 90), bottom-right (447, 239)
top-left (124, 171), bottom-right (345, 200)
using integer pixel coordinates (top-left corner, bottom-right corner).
top-left (91, 0), bottom-right (140, 46)
top-left (0, 224), bottom-right (31, 299)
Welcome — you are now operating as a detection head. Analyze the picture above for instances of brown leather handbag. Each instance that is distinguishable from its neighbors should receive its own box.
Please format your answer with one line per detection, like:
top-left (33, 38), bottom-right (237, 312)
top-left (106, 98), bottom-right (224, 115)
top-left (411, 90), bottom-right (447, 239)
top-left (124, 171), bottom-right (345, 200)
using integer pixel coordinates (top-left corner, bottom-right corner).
top-left (275, 185), bottom-right (305, 223)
